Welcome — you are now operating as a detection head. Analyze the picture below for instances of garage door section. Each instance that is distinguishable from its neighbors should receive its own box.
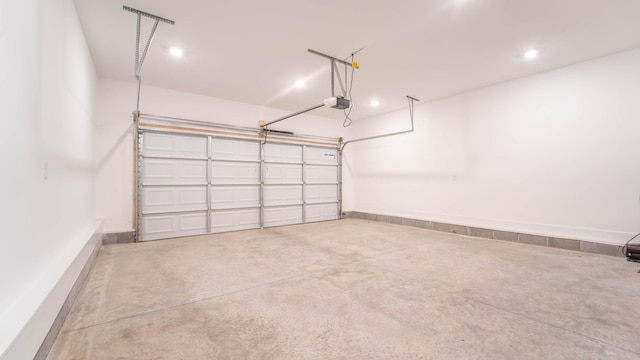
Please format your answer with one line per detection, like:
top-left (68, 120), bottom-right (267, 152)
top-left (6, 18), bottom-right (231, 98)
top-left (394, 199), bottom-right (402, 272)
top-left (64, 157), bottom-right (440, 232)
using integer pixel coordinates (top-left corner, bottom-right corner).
top-left (262, 143), bottom-right (340, 227)
top-left (263, 143), bottom-right (303, 227)
top-left (138, 130), bottom-right (341, 241)
top-left (210, 138), bottom-right (261, 233)
top-left (139, 133), bottom-right (209, 241)
top-left (304, 146), bottom-right (339, 222)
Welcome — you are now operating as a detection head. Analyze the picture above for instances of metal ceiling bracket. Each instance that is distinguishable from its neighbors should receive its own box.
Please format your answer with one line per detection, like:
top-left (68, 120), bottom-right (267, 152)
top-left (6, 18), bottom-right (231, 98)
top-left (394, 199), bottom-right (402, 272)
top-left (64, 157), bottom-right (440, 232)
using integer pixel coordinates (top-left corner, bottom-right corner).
top-left (341, 96), bottom-right (420, 151)
top-left (123, 5), bottom-right (175, 113)
top-left (332, 61), bottom-right (347, 97)
top-left (310, 48), bottom-right (357, 100)
top-left (307, 49), bottom-right (356, 67)
top-left (123, 6), bottom-right (175, 78)
top-left (123, 5), bottom-right (175, 24)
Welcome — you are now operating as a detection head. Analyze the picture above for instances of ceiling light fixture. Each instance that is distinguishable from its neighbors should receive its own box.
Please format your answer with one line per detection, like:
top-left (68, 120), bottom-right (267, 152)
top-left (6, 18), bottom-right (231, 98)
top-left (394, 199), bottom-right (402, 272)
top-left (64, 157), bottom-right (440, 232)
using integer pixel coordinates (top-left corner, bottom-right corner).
top-left (169, 47), bottom-right (184, 57)
top-left (295, 80), bottom-right (306, 88)
top-left (523, 49), bottom-right (539, 60)
top-left (370, 99), bottom-right (380, 107)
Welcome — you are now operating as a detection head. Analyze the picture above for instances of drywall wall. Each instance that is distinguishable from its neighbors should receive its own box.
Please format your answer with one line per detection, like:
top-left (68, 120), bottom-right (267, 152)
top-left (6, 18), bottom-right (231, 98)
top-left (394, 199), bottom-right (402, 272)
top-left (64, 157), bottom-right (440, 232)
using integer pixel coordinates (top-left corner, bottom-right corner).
top-left (345, 48), bottom-right (640, 245)
top-left (0, 0), bottom-right (98, 358)
top-left (95, 78), bottom-right (351, 232)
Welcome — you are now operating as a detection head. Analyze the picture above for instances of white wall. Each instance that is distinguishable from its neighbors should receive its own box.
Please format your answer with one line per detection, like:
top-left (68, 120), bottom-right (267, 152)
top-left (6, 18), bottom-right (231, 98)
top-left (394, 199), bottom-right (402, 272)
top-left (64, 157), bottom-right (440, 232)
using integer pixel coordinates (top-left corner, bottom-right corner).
top-left (95, 78), bottom-right (350, 232)
top-left (345, 49), bottom-right (640, 245)
top-left (0, 0), bottom-right (98, 358)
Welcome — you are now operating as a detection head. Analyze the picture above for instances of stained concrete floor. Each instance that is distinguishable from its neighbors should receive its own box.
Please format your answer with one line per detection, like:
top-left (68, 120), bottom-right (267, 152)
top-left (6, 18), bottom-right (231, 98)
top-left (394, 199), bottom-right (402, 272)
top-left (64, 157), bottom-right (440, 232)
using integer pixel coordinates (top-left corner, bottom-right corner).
top-left (48, 219), bottom-right (640, 359)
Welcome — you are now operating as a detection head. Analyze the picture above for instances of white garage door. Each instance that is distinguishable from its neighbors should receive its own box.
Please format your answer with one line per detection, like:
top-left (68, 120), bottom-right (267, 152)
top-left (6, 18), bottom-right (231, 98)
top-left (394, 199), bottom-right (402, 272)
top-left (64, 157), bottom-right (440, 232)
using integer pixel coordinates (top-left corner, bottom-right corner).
top-left (138, 130), bottom-right (340, 241)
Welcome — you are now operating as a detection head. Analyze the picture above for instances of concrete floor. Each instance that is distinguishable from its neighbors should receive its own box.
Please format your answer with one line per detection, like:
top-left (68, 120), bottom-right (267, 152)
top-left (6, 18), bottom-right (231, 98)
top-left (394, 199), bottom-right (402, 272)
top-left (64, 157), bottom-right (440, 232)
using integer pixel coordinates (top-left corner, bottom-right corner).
top-left (48, 219), bottom-right (640, 359)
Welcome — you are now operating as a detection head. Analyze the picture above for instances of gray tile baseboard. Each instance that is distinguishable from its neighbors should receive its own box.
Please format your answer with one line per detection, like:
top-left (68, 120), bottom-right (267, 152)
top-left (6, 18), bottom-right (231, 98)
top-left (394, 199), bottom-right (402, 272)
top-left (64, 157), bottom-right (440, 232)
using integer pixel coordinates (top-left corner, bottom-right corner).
top-left (34, 230), bottom-right (103, 360)
top-left (102, 231), bottom-right (136, 244)
top-left (35, 228), bottom-right (133, 359)
top-left (344, 211), bottom-right (624, 257)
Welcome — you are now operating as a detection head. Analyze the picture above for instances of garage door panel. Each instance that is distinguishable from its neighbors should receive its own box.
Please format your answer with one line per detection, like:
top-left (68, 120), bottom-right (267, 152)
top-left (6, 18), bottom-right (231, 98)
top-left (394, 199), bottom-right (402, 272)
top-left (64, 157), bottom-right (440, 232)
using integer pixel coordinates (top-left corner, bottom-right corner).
top-left (143, 158), bottom-right (207, 185)
top-left (211, 186), bottom-right (260, 209)
top-left (305, 185), bottom-right (338, 204)
top-left (143, 133), bottom-right (207, 158)
top-left (211, 161), bottom-right (260, 184)
top-left (304, 147), bottom-right (338, 165)
top-left (264, 164), bottom-right (302, 184)
top-left (142, 186), bottom-right (207, 213)
top-left (141, 212), bottom-right (207, 241)
top-left (305, 165), bottom-right (338, 184)
top-left (264, 205), bottom-right (302, 227)
top-left (264, 143), bottom-right (302, 163)
top-left (264, 185), bottom-right (302, 206)
top-left (210, 209), bottom-right (260, 233)
top-left (306, 203), bottom-right (339, 222)
top-left (211, 138), bottom-right (260, 161)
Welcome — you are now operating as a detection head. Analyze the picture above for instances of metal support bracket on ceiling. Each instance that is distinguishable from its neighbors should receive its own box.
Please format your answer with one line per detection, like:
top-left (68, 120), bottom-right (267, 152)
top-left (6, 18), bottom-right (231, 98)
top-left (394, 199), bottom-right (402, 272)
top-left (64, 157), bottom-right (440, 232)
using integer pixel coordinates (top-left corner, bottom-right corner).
top-left (340, 96), bottom-right (420, 152)
top-left (262, 49), bottom-right (359, 128)
top-left (123, 5), bottom-right (175, 114)
top-left (307, 49), bottom-right (357, 98)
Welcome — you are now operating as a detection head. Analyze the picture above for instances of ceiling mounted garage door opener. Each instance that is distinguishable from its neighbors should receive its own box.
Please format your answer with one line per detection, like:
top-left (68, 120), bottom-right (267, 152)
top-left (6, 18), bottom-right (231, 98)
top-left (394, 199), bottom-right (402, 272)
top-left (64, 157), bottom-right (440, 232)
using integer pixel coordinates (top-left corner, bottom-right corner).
top-left (260, 49), bottom-right (360, 130)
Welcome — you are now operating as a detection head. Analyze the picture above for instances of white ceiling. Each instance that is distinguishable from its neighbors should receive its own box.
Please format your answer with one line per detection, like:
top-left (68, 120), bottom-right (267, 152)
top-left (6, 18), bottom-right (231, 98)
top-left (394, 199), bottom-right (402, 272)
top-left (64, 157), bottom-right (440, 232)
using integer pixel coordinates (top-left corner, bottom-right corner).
top-left (74, 0), bottom-right (640, 122)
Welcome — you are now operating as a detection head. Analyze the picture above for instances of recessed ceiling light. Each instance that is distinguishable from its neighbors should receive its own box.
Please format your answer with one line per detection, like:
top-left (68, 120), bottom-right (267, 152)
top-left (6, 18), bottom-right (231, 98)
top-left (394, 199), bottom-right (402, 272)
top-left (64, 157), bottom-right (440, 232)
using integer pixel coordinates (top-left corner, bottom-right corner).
top-left (370, 99), bottom-right (380, 107)
top-left (169, 47), bottom-right (184, 57)
top-left (295, 80), bottom-right (306, 88)
top-left (523, 49), bottom-right (539, 60)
